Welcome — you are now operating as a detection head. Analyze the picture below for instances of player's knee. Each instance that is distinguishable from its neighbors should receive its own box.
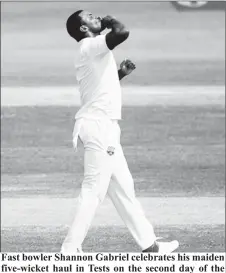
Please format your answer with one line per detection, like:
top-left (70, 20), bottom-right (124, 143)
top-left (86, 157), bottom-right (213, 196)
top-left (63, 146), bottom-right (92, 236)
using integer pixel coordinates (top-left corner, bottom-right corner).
top-left (81, 178), bottom-right (100, 196)
top-left (80, 186), bottom-right (105, 204)
top-left (82, 171), bottom-right (108, 202)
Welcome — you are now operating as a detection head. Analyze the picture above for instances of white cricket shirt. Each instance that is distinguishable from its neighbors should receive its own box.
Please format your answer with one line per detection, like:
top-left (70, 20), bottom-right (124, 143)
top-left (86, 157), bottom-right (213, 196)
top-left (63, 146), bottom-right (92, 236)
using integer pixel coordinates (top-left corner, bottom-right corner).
top-left (74, 34), bottom-right (122, 120)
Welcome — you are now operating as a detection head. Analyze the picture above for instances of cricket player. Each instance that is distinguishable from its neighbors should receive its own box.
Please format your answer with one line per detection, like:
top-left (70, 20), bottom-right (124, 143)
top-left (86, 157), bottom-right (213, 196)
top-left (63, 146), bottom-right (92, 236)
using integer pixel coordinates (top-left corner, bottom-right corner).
top-left (61, 10), bottom-right (179, 253)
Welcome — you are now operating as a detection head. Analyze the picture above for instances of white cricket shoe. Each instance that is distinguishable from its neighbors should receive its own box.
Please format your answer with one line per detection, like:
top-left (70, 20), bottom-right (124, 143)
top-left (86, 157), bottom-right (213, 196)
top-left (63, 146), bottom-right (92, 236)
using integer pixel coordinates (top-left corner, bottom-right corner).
top-left (142, 238), bottom-right (179, 253)
top-left (157, 239), bottom-right (179, 253)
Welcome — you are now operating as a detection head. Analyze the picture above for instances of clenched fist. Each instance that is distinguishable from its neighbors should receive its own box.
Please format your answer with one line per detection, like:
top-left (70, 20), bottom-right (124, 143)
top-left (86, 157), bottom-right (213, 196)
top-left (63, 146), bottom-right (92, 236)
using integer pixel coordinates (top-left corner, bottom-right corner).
top-left (101, 15), bottom-right (116, 30)
top-left (120, 59), bottom-right (136, 76)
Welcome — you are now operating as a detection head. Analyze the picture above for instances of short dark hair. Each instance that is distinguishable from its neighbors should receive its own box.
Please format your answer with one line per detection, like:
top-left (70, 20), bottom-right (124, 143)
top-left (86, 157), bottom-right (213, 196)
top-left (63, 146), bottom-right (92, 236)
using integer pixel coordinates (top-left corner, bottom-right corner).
top-left (66, 10), bottom-right (84, 41)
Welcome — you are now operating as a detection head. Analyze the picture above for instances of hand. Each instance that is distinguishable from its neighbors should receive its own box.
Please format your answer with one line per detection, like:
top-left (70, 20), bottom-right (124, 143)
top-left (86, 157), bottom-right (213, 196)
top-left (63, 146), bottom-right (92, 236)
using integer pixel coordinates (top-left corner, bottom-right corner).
top-left (101, 15), bottom-right (116, 29)
top-left (120, 59), bottom-right (136, 76)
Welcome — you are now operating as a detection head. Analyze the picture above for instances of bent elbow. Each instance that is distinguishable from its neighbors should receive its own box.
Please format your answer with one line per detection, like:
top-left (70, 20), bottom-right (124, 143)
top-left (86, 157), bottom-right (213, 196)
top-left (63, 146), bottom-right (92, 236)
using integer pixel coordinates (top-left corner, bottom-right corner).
top-left (123, 29), bottom-right (130, 39)
top-left (107, 28), bottom-right (130, 49)
top-left (117, 29), bottom-right (130, 41)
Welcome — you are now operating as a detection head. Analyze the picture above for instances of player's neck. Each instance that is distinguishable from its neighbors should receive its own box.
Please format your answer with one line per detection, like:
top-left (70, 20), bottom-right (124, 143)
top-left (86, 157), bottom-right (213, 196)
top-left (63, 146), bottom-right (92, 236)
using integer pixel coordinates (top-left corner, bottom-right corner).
top-left (85, 32), bottom-right (100, 38)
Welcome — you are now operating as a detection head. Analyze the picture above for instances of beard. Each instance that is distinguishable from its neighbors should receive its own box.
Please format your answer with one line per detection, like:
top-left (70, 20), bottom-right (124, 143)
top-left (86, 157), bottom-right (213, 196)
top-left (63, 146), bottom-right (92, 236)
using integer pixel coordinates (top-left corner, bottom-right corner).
top-left (100, 18), bottom-right (107, 32)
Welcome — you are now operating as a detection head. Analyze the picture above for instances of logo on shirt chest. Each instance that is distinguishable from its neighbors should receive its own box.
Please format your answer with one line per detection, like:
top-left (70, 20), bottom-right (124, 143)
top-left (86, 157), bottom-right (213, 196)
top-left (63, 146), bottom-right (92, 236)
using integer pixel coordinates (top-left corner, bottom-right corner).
top-left (107, 146), bottom-right (115, 156)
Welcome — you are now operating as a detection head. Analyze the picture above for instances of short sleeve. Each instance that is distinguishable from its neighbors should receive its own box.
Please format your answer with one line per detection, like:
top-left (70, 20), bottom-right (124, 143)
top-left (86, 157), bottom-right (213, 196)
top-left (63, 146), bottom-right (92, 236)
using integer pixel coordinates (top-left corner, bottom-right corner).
top-left (82, 35), bottom-right (110, 58)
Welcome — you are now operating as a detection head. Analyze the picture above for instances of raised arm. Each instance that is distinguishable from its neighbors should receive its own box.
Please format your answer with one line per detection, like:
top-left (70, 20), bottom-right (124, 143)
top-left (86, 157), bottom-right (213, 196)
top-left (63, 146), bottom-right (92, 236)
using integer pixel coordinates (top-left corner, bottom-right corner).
top-left (102, 16), bottom-right (130, 50)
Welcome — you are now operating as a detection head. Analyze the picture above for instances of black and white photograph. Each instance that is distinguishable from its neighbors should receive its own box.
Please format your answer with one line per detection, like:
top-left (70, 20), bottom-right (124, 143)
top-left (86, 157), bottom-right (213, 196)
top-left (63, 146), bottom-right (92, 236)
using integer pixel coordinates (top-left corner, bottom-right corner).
top-left (1, 1), bottom-right (225, 253)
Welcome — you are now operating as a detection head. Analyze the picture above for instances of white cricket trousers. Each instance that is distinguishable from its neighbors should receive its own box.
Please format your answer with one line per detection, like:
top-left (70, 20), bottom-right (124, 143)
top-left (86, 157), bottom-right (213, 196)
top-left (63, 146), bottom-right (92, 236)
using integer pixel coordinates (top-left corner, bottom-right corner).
top-left (61, 118), bottom-right (156, 252)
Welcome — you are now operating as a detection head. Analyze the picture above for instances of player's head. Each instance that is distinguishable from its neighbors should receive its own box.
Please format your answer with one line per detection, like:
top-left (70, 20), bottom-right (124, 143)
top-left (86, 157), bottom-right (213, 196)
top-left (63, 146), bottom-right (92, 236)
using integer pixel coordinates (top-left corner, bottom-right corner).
top-left (66, 10), bottom-right (102, 42)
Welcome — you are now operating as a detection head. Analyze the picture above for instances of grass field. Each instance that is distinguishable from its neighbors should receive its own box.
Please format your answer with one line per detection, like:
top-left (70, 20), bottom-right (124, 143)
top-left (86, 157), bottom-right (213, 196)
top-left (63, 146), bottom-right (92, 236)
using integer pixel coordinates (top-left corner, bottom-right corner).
top-left (2, 225), bottom-right (225, 252)
top-left (2, 2), bottom-right (225, 87)
top-left (1, 88), bottom-right (225, 252)
top-left (1, 2), bottom-right (225, 252)
top-left (1, 102), bottom-right (225, 198)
